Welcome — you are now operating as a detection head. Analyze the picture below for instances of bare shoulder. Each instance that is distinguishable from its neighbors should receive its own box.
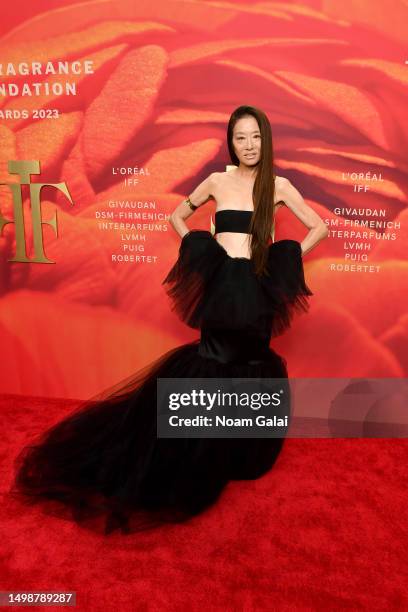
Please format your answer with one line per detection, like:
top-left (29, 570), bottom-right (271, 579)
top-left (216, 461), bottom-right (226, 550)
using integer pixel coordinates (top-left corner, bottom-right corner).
top-left (211, 170), bottom-right (229, 187)
top-left (210, 171), bottom-right (224, 186)
top-left (274, 175), bottom-right (290, 208)
top-left (207, 170), bottom-right (231, 201)
top-left (275, 174), bottom-right (287, 187)
top-left (205, 171), bottom-right (225, 196)
top-left (187, 172), bottom-right (220, 207)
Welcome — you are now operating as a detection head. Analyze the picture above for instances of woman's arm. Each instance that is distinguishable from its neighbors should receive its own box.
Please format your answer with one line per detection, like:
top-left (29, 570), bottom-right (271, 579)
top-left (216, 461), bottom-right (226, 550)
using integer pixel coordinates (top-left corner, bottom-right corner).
top-left (169, 173), bottom-right (217, 239)
top-left (276, 177), bottom-right (328, 256)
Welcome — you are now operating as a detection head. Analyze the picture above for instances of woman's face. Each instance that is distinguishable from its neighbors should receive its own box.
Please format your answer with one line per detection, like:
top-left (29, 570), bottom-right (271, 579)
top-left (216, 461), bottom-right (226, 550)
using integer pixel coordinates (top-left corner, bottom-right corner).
top-left (232, 115), bottom-right (261, 166)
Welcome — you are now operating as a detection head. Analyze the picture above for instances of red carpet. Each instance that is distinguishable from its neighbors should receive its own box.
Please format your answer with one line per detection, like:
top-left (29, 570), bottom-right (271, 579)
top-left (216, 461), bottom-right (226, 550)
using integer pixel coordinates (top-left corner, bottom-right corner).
top-left (1, 394), bottom-right (407, 611)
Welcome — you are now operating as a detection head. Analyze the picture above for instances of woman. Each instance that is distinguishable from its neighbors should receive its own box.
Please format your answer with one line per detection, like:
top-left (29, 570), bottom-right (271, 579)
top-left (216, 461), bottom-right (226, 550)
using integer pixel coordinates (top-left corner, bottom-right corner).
top-left (11, 105), bottom-right (328, 534)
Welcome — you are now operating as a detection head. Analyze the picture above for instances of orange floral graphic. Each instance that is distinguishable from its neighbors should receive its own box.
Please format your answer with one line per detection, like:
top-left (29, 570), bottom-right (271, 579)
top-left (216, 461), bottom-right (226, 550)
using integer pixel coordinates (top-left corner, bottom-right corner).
top-left (0, 0), bottom-right (406, 396)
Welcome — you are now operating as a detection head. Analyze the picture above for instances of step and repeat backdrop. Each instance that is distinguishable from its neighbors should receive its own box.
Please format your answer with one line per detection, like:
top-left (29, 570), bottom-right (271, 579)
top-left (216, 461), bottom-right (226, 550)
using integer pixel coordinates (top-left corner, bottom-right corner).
top-left (0, 0), bottom-right (406, 399)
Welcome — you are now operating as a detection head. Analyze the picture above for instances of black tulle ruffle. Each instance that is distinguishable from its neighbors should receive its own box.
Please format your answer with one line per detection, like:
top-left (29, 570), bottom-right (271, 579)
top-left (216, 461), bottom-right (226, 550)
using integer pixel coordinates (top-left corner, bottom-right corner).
top-left (10, 229), bottom-right (311, 535)
top-left (10, 341), bottom-right (287, 535)
top-left (163, 230), bottom-right (313, 336)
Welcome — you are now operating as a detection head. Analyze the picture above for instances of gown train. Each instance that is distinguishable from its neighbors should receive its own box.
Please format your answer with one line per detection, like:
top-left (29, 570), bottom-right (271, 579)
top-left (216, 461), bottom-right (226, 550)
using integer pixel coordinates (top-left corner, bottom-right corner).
top-left (11, 230), bottom-right (313, 534)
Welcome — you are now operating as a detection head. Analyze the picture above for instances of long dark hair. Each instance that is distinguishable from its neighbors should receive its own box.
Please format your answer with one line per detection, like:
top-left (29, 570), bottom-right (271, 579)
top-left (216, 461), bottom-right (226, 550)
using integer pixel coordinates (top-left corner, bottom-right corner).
top-left (227, 105), bottom-right (276, 277)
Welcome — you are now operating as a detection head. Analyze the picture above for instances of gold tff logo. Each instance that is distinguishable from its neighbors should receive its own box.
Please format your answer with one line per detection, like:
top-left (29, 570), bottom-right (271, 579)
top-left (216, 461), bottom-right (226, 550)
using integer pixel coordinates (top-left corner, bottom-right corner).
top-left (0, 160), bottom-right (73, 264)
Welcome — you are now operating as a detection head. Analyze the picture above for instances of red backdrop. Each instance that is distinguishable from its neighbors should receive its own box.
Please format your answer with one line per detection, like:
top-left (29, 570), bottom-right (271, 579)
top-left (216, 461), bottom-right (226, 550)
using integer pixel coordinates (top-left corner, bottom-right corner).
top-left (0, 0), bottom-right (406, 399)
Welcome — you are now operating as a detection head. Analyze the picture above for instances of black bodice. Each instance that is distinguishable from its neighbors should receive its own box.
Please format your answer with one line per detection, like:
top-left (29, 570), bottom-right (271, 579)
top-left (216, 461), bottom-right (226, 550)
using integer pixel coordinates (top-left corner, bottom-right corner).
top-left (214, 209), bottom-right (253, 234)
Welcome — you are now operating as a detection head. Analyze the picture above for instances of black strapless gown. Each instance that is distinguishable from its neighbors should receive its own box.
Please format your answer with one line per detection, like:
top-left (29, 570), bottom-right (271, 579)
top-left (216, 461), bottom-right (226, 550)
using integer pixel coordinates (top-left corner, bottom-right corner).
top-left (10, 230), bottom-right (313, 534)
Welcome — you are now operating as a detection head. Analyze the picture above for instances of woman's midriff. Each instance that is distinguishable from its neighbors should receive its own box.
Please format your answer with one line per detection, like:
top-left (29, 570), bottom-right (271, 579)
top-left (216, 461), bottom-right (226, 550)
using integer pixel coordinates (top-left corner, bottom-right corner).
top-left (215, 232), bottom-right (252, 259)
